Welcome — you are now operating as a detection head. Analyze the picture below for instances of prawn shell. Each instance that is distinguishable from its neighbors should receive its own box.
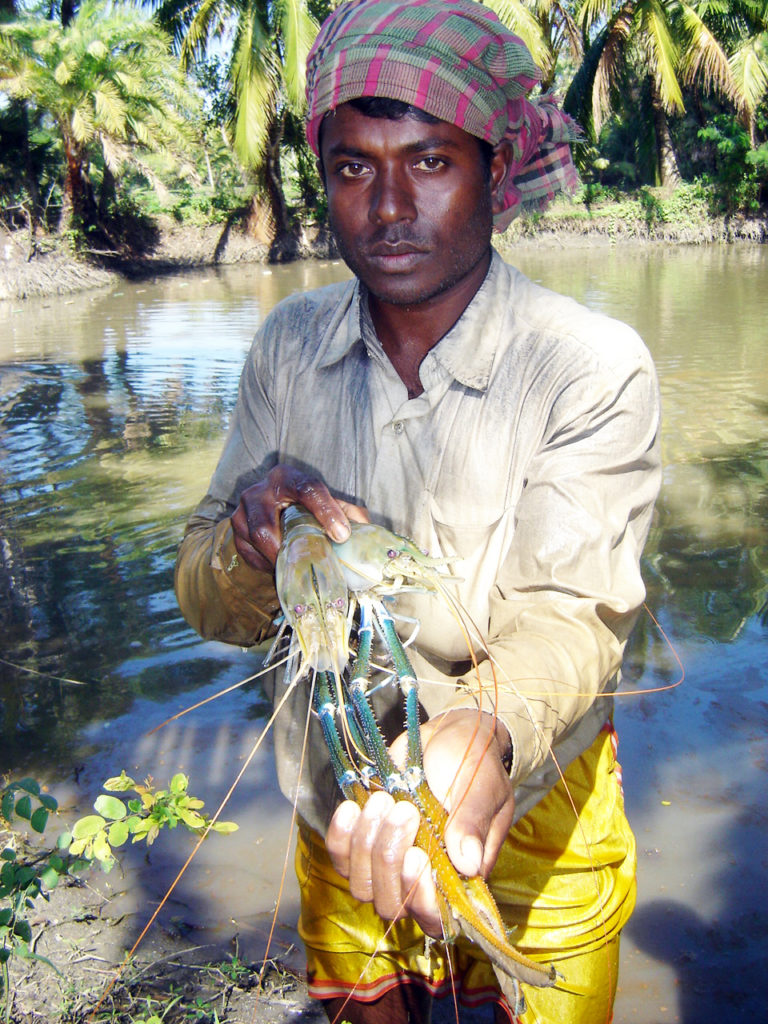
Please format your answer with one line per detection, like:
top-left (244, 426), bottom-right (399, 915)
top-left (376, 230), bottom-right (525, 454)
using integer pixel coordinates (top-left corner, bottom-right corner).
top-left (333, 522), bottom-right (449, 593)
top-left (276, 511), bottom-right (350, 674)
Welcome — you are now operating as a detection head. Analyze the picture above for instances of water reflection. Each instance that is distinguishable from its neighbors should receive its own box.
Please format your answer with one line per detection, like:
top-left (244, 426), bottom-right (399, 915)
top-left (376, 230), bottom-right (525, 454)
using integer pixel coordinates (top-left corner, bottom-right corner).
top-left (0, 262), bottom-right (353, 772)
top-left (1, 247), bottom-right (766, 1022)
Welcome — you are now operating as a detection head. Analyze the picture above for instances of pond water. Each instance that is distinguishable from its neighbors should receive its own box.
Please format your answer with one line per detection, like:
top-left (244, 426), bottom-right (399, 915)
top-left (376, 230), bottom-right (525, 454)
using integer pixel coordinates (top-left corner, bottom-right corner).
top-left (1, 245), bottom-right (766, 1023)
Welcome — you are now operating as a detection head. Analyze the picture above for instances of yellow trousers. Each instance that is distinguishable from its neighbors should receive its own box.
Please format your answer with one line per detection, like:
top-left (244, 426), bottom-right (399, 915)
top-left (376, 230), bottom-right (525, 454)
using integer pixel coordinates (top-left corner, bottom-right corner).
top-left (296, 726), bottom-right (636, 1023)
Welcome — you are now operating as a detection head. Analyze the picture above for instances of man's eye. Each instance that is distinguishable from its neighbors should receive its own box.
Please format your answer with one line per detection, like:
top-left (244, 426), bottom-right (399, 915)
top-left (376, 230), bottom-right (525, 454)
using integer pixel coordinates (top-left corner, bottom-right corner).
top-left (338, 162), bottom-right (369, 179)
top-left (415, 156), bottom-right (446, 171)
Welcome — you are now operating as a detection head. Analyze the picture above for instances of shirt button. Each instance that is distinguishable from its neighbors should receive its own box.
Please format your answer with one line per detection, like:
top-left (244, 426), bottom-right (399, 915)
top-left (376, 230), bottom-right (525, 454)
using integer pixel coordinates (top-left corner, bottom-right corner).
top-left (392, 420), bottom-right (404, 435)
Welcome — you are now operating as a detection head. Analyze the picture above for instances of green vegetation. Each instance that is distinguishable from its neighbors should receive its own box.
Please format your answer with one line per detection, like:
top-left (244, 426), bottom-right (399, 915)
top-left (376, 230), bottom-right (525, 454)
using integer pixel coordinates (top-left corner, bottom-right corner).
top-left (0, 0), bottom-right (201, 248)
top-left (0, 1), bottom-right (767, 261)
top-left (0, 773), bottom-right (237, 1021)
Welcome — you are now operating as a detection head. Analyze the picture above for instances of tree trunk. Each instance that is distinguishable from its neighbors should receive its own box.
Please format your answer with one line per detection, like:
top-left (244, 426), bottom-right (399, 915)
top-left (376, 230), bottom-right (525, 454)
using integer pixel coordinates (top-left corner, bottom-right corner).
top-left (60, 0), bottom-right (78, 27)
top-left (14, 100), bottom-right (42, 235)
top-left (650, 79), bottom-right (681, 188)
top-left (262, 110), bottom-right (302, 263)
top-left (58, 139), bottom-right (97, 235)
top-left (99, 161), bottom-right (116, 221)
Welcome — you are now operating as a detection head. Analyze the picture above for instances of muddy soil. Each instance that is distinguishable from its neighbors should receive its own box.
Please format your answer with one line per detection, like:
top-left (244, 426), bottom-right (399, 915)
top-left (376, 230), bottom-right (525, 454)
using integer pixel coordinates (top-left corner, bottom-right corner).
top-left (4, 210), bottom-right (766, 304)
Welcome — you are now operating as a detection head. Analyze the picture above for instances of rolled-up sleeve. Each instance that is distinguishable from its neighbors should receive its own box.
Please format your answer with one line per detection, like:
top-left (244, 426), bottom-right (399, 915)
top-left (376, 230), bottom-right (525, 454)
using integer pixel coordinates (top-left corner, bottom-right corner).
top-left (174, 515), bottom-right (280, 646)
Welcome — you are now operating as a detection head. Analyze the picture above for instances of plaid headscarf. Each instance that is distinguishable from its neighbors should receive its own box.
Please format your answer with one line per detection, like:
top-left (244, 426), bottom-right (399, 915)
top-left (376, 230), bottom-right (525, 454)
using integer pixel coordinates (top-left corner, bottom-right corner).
top-left (305, 0), bottom-right (580, 230)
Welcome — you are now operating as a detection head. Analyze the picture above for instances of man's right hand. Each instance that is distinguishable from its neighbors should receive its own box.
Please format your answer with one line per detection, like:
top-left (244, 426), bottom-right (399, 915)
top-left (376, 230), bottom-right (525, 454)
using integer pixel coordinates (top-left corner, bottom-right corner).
top-left (230, 465), bottom-right (368, 571)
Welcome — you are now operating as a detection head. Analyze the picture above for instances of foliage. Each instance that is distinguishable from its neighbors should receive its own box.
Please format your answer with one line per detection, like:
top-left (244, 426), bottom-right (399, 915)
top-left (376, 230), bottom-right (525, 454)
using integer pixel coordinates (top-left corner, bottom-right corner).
top-left (1, 773), bottom-right (237, 1019)
top-left (0, 779), bottom-right (82, 1022)
top-left (151, 0), bottom-right (320, 250)
top-left (565, 0), bottom-right (768, 187)
top-left (68, 771), bottom-right (238, 871)
top-left (0, 0), bottom-right (201, 237)
top-left (0, 780), bottom-right (70, 1007)
top-left (1, 0), bottom-right (767, 243)
top-left (698, 110), bottom-right (768, 211)
top-left (0, 98), bottom-right (62, 232)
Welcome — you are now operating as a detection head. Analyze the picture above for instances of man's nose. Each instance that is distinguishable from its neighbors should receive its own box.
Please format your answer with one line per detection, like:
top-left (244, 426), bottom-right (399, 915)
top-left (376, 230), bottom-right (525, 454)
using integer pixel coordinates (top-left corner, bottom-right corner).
top-left (369, 167), bottom-right (416, 224)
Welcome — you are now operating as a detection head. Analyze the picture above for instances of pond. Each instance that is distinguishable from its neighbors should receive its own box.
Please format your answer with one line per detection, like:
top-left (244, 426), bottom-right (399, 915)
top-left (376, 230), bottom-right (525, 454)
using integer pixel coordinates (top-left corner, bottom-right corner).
top-left (1, 244), bottom-right (766, 1023)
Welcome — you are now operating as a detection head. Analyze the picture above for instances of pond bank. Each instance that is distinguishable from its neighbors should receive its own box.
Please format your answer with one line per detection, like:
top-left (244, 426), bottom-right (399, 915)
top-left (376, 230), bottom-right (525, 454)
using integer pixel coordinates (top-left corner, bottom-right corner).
top-left (2, 203), bottom-right (767, 302)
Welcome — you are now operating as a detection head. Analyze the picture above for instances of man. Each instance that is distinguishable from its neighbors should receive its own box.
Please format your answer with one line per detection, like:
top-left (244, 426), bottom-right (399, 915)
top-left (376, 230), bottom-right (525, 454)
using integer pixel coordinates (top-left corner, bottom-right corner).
top-left (175, 1), bottom-right (661, 1022)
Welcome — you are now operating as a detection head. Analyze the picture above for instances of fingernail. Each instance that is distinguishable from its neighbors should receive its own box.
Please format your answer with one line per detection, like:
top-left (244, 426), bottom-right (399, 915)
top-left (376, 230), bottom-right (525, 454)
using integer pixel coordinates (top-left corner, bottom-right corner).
top-left (402, 845), bottom-right (427, 883)
top-left (460, 836), bottom-right (483, 876)
top-left (335, 801), bottom-right (359, 830)
top-left (330, 519), bottom-right (350, 543)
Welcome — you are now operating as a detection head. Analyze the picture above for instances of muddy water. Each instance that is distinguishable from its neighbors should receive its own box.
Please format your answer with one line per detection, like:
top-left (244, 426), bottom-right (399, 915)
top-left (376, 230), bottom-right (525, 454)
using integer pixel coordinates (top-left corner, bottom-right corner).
top-left (1, 246), bottom-right (766, 1022)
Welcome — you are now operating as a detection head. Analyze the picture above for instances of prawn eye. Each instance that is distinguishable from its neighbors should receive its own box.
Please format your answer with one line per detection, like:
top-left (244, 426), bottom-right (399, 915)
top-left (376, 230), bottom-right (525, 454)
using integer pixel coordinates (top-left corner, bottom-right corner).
top-left (332, 597), bottom-right (346, 610)
top-left (293, 603), bottom-right (306, 616)
top-left (387, 549), bottom-right (398, 560)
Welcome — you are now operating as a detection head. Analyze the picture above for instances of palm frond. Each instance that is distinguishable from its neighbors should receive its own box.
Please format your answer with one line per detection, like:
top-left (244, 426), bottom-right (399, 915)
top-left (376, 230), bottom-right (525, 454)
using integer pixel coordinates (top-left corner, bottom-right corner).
top-left (592, 5), bottom-right (634, 134)
top-left (93, 79), bottom-right (128, 136)
top-left (231, 4), bottom-right (278, 168)
top-left (485, 0), bottom-right (552, 70)
top-left (637, 0), bottom-right (684, 112)
top-left (71, 101), bottom-right (96, 144)
top-left (730, 36), bottom-right (768, 116)
top-left (579, 0), bottom-right (617, 33)
top-left (178, 0), bottom-right (228, 69)
top-left (273, 0), bottom-right (318, 111)
top-left (564, 23), bottom-right (609, 136)
top-left (678, 2), bottom-right (734, 98)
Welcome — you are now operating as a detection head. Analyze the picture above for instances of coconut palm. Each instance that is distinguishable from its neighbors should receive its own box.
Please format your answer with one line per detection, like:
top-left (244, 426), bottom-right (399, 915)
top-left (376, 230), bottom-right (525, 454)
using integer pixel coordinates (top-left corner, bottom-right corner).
top-left (693, 0), bottom-right (768, 147)
top-left (566, 0), bottom-right (739, 185)
top-left (151, 0), bottom-right (319, 259)
top-left (0, 0), bottom-right (199, 233)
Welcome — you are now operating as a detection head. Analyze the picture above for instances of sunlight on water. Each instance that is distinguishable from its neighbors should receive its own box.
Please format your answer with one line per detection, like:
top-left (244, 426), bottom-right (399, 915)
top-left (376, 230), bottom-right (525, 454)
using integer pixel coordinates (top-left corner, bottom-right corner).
top-left (1, 248), bottom-right (765, 1022)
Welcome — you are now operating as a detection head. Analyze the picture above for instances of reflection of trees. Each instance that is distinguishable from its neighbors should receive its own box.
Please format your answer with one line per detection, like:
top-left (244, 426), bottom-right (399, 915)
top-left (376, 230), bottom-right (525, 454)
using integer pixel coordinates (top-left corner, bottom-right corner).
top-left (638, 439), bottom-right (768, 646)
top-left (0, 265), bottom-right (356, 778)
top-left (0, 359), bottom-right (236, 776)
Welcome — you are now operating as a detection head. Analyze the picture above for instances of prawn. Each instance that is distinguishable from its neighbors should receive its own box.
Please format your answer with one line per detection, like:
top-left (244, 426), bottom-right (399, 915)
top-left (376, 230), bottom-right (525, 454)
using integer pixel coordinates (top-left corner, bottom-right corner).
top-left (276, 509), bottom-right (557, 1013)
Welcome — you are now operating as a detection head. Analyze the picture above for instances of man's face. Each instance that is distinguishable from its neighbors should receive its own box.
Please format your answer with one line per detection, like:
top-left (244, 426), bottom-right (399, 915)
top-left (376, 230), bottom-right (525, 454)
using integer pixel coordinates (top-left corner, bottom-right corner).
top-left (321, 103), bottom-right (505, 309)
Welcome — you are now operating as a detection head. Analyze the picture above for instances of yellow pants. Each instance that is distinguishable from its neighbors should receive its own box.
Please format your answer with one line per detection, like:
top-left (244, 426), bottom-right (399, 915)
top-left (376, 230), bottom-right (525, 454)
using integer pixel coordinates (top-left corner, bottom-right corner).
top-left (296, 726), bottom-right (636, 1023)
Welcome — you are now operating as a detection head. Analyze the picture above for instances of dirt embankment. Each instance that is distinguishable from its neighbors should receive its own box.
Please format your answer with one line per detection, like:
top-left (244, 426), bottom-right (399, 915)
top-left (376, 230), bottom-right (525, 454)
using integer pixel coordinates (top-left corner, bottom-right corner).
top-left (3, 208), bottom-right (767, 304)
top-left (0, 220), bottom-right (279, 302)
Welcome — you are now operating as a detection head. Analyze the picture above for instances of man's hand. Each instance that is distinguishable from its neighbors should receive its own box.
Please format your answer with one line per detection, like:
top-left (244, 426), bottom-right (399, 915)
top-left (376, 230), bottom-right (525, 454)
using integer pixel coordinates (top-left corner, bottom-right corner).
top-left (325, 709), bottom-right (515, 938)
top-left (230, 465), bottom-right (369, 571)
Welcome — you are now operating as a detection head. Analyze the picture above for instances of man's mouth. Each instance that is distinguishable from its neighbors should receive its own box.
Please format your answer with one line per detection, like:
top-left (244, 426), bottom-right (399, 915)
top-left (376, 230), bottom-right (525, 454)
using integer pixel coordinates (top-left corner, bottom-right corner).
top-left (367, 239), bottom-right (428, 269)
top-left (369, 240), bottom-right (425, 256)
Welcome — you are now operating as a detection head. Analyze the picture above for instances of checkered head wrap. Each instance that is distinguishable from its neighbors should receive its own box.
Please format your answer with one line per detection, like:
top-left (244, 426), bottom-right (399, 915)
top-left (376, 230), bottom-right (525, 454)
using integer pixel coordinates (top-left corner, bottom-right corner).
top-left (305, 0), bottom-right (580, 230)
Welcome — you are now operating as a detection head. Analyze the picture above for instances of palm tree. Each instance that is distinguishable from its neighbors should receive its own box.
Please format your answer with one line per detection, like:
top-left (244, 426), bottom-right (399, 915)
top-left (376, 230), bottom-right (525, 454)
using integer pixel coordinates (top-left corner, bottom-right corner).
top-left (152, 0), bottom-right (319, 260)
top-left (692, 0), bottom-right (768, 148)
top-left (0, 0), bottom-right (199, 234)
top-left (567, 0), bottom-right (736, 185)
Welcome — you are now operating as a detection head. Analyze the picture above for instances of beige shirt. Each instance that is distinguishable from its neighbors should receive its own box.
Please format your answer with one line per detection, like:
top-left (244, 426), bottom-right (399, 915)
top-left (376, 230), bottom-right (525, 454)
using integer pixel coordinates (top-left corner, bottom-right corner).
top-left (175, 252), bottom-right (661, 833)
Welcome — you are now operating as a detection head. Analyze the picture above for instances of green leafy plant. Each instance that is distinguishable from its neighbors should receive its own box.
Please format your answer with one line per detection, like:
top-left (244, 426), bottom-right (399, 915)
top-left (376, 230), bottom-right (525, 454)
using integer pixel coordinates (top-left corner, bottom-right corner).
top-left (1, 773), bottom-right (237, 1020)
top-left (67, 772), bottom-right (237, 871)
top-left (0, 779), bottom-right (74, 1022)
top-left (698, 114), bottom-right (768, 214)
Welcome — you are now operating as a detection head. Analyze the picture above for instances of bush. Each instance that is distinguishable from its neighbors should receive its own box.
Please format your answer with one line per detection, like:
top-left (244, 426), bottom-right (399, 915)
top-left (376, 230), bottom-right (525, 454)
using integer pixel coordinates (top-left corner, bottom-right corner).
top-left (698, 114), bottom-right (768, 214)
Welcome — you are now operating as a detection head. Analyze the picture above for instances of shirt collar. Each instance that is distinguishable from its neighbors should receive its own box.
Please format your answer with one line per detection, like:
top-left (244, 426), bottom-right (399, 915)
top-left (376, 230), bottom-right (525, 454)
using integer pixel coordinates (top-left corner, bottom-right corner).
top-left (316, 250), bottom-right (507, 392)
top-left (427, 251), bottom-right (506, 392)
top-left (315, 278), bottom-right (365, 370)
